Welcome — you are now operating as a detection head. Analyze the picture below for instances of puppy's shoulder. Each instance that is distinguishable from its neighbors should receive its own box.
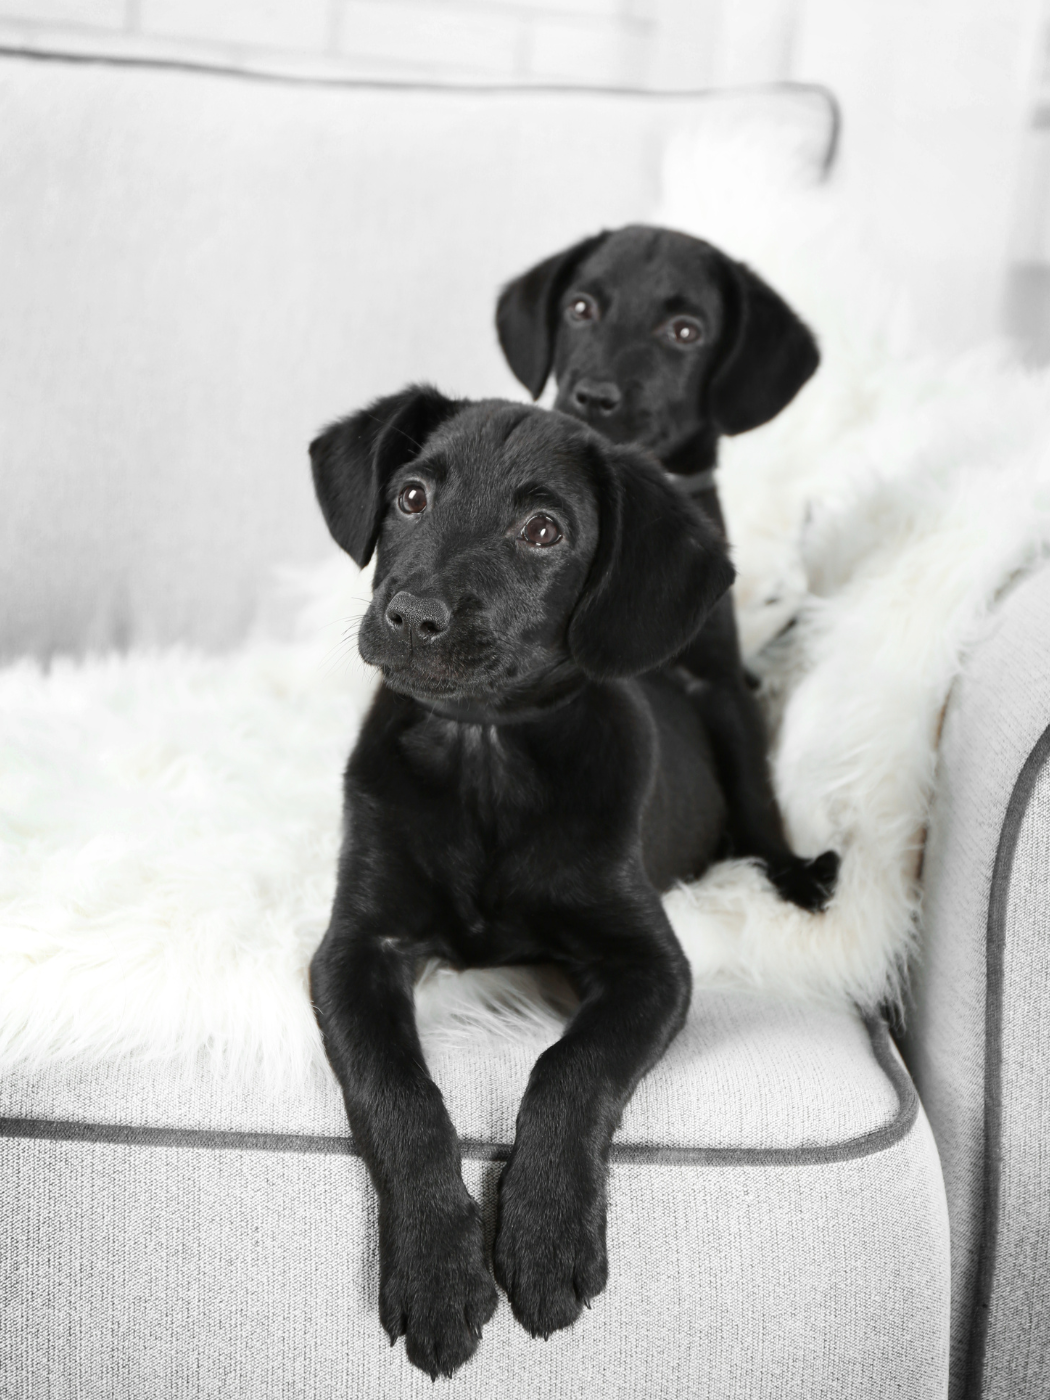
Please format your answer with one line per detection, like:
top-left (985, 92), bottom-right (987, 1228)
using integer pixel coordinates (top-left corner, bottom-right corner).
top-left (540, 679), bottom-right (659, 789)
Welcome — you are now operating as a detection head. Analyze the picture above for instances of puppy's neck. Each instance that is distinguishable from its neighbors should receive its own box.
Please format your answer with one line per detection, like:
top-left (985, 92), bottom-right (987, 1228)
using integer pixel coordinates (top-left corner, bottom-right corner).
top-left (660, 430), bottom-right (724, 533)
top-left (661, 425), bottom-right (717, 479)
top-left (418, 666), bottom-right (587, 728)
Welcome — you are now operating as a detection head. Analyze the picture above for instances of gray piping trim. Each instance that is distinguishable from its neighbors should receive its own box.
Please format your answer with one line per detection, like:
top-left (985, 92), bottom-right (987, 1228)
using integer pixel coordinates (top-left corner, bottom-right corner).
top-left (963, 719), bottom-right (1050, 1400)
top-left (0, 49), bottom-right (842, 180)
top-left (0, 1016), bottom-right (916, 1167)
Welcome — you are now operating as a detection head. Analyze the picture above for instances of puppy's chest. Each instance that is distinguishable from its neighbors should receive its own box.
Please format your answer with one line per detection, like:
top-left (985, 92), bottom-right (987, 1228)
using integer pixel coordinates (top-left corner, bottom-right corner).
top-left (395, 721), bottom-right (586, 962)
top-left (400, 720), bottom-right (543, 834)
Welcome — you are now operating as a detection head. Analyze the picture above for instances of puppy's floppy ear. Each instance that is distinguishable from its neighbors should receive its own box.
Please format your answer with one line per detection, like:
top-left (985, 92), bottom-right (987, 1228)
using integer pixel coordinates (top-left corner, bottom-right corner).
top-left (496, 232), bottom-right (609, 399)
top-left (707, 259), bottom-right (819, 435)
top-left (568, 442), bottom-right (735, 679)
top-left (309, 384), bottom-right (462, 566)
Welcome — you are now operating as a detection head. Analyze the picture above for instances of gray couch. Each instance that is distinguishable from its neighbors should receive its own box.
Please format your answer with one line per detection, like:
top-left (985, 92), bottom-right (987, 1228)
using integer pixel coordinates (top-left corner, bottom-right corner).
top-left (904, 563), bottom-right (1050, 1399)
top-left (0, 49), bottom-right (1046, 1400)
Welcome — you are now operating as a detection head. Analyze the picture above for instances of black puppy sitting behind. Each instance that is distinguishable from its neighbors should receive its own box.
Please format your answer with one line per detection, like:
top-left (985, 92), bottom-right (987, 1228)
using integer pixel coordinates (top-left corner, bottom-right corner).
top-left (497, 225), bottom-right (838, 910)
top-left (309, 385), bottom-right (736, 1378)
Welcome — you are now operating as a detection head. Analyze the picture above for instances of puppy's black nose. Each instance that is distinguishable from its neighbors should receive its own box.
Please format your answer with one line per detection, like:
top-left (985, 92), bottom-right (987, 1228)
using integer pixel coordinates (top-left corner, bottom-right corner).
top-left (384, 591), bottom-right (451, 644)
top-left (572, 379), bottom-right (621, 415)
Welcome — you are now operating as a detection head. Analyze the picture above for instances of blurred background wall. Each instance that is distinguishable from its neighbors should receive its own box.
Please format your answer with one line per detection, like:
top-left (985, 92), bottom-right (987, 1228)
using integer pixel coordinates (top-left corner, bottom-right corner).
top-left (1, 0), bottom-right (1047, 359)
top-left (2, 0), bottom-right (1049, 659)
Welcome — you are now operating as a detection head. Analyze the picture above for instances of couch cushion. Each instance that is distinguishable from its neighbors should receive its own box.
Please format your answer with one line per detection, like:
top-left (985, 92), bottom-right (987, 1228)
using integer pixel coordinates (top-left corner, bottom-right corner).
top-left (1, 990), bottom-right (949, 1398)
top-left (0, 989), bottom-right (900, 1151)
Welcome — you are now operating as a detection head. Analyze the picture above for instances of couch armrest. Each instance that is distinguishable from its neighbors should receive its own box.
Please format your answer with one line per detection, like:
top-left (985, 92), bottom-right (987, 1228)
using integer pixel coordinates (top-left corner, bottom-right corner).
top-left (903, 561), bottom-right (1050, 1400)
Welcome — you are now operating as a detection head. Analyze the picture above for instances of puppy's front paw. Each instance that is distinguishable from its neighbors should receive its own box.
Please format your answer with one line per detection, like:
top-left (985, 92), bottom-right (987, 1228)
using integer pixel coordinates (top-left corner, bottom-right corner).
top-left (493, 1149), bottom-right (608, 1339)
top-left (379, 1188), bottom-right (498, 1379)
top-left (766, 848), bottom-right (840, 912)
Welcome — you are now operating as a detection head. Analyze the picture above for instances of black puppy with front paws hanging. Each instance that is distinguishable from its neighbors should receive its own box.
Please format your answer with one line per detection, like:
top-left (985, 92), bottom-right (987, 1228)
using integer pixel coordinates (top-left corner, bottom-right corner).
top-left (308, 385), bottom-right (735, 1378)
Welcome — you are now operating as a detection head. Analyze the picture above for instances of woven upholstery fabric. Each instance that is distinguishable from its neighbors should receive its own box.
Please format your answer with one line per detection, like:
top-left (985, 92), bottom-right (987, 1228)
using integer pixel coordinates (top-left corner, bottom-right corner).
top-left (3, 1138), bottom-right (948, 1400)
top-left (0, 989), bottom-right (897, 1149)
top-left (903, 562), bottom-right (1050, 1400)
top-left (980, 757), bottom-right (1050, 1399)
top-left (1, 992), bottom-right (949, 1399)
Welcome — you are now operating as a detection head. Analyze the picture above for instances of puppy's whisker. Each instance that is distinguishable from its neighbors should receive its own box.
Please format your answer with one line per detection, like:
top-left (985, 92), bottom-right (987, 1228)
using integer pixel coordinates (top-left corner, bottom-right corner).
top-left (319, 628), bottom-right (362, 678)
top-left (313, 617), bottom-right (356, 633)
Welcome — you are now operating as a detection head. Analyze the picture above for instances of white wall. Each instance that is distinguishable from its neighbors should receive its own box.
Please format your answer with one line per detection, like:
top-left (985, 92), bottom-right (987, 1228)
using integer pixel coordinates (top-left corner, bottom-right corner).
top-left (648, 0), bottom-right (798, 88)
top-left (6, 0), bottom-right (1043, 355)
top-left (792, 0), bottom-right (1045, 355)
top-left (0, 0), bottom-right (656, 86)
top-left (651, 0), bottom-right (1048, 355)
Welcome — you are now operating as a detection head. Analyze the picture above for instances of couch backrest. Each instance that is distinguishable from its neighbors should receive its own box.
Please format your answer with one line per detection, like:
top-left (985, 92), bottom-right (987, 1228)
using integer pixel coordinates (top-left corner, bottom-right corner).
top-left (0, 55), bottom-right (830, 657)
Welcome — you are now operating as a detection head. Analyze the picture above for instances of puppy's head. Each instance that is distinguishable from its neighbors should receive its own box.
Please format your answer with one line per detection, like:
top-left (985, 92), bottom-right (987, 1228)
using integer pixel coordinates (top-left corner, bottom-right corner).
top-left (310, 385), bottom-right (734, 705)
top-left (496, 225), bottom-right (819, 467)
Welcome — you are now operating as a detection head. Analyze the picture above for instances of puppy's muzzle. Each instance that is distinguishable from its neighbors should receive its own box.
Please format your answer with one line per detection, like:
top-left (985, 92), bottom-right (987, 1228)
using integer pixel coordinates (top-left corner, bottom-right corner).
top-left (384, 590), bottom-right (451, 647)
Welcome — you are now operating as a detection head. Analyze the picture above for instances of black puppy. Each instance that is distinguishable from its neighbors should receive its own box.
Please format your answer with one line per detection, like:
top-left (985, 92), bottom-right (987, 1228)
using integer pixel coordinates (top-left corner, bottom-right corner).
top-left (497, 225), bottom-right (838, 909)
top-left (309, 385), bottom-right (735, 1378)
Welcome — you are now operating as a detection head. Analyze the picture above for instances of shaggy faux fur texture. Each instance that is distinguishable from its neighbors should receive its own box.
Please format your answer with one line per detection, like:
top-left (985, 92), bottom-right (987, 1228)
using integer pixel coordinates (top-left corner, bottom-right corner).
top-left (652, 122), bottom-right (1050, 1009)
top-left (0, 562), bottom-right (572, 1081)
top-left (3, 125), bottom-right (1050, 1078)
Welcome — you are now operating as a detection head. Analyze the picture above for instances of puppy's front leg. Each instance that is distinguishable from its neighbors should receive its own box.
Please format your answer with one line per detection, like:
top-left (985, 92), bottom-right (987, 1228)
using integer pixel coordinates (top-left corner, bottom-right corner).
top-left (493, 897), bottom-right (690, 1338)
top-left (311, 909), bottom-right (498, 1378)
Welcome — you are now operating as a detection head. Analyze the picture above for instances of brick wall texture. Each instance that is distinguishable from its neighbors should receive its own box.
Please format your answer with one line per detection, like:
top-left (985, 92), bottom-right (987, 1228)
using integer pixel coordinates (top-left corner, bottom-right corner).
top-left (0, 0), bottom-right (672, 87)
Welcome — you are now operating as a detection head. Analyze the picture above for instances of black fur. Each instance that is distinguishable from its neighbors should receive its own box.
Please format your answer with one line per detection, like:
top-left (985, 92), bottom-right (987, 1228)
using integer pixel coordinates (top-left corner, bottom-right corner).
top-left (496, 223), bottom-right (819, 458)
top-left (309, 387), bottom-right (736, 1376)
top-left (497, 225), bottom-right (838, 909)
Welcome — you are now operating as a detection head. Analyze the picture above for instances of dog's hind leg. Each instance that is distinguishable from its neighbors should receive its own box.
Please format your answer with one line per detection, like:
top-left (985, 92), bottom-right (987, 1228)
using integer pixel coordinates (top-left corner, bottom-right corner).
top-left (676, 597), bottom-right (839, 912)
top-left (690, 669), bottom-right (839, 910)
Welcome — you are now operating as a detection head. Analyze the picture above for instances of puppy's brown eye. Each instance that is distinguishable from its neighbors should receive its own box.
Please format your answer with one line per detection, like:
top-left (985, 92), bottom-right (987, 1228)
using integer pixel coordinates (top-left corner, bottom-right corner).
top-left (566, 294), bottom-right (597, 323)
top-left (665, 316), bottom-right (704, 346)
top-left (398, 482), bottom-right (427, 514)
top-left (521, 514), bottom-right (562, 547)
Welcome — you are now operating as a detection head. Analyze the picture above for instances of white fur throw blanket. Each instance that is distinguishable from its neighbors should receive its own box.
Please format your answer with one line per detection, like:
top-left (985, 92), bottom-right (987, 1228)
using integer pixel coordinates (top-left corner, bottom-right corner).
top-left (3, 130), bottom-right (1050, 1079)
